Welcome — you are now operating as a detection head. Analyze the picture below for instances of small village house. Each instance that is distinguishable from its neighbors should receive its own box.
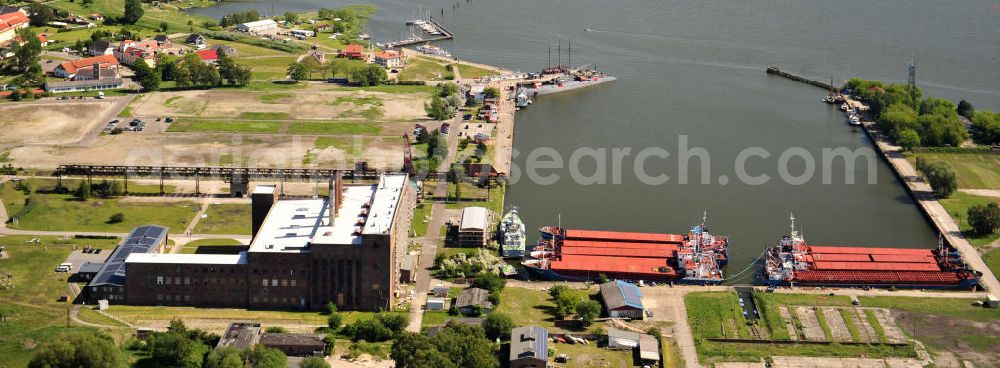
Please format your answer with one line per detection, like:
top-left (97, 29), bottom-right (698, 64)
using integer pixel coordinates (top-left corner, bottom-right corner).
top-left (52, 54), bottom-right (120, 79)
top-left (375, 50), bottom-right (403, 68)
top-left (186, 34), bottom-right (207, 49)
top-left (338, 44), bottom-right (366, 60)
top-left (509, 326), bottom-right (547, 368)
top-left (455, 287), bottom-right (493, 315)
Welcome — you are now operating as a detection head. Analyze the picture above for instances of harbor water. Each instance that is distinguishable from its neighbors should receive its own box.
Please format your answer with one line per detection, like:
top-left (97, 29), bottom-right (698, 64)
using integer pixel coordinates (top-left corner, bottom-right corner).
top-left (191, 0), bottom-right (1000, 275)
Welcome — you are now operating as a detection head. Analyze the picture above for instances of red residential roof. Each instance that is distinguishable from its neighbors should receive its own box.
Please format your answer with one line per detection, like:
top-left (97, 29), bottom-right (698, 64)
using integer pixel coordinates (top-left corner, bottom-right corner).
top-left (37, 34), bottom-right (47, 43)
top-left (195, 49), bottom-right (218, 61)
top-left (375, 50), bottom-right (399, 59)
top-left (343, 44), bottom-right (364, 54)
top-left (0, 12), bottom-right (29, 33)
top-left (58, 55), bottom-right (119, 74)
top-left (565, 229), bottom-right (684, 243)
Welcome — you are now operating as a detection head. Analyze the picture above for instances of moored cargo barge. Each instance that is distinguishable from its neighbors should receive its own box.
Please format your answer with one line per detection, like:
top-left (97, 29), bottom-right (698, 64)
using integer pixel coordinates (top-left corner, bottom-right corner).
top-left (764, 215), bottom-right (981, 290)
top-left (523, 215), bottom-right (729, 284)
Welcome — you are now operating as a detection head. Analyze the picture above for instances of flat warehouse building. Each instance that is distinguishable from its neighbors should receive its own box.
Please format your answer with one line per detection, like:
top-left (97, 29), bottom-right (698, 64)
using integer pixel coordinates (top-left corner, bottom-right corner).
top-left (123, 173), bottom-right (415, 311)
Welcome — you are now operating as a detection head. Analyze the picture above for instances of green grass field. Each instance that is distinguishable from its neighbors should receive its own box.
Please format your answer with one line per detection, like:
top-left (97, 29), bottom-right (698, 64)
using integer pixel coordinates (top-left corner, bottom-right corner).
top-left (495, 287), bottom-right (599, 333)
top-left (858, 296), bottom-right (1000, 322)
top-left (908, 152), bottom-right (1000, 189)
top-left (0, 236), bottom-right (126, 366)
top-left (207, 39), bottom-right (293, 58)
top-left (938, 192), bottom-right (1000, 247)
top-left (167, 119), bottom-right (284, 134)
top-left (192, 204), bottom-right (251, 235)
top-left (399, 57), bottom-right (450, 81)
top-left (685, 292), bottom-right (916, 364)
top-left (1, 180), bottom-right (197, 233)
top-left (286, 121), bottom-right (380, 135)
top-left (239, 111), bottom-right (290, 120)
top-left (454, 63), bottom-right (499, 79)
top-left (179, 238), bottom-right (245, 254)
top-left (235, 56), bottom-right (299, 81)
top-left (260, 92), bottom-right (294, 104)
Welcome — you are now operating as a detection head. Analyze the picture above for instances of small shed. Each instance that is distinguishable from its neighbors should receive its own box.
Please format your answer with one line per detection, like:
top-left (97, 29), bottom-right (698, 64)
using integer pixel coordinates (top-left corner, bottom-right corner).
top-left (260, 333), bottom-right (326, 357)
top-left (986, 294), bottom-right (999, 309)
top-left (607, 328), bottom-right (641, 350)
top-left (432, 285), bottom-right (450, 297)
top-left (427, 297), bottom-right (446, 311)
top-left (639, 334), bottom-right (660, 363)
top-left (400, 254), bottom-right (417, 283)
top-left (600, 280), bottom-right (644, 320)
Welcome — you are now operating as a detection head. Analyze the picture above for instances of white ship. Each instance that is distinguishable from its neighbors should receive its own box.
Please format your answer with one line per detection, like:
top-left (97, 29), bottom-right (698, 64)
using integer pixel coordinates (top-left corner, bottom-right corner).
top-left (500, 207), bottom-right (526, 258)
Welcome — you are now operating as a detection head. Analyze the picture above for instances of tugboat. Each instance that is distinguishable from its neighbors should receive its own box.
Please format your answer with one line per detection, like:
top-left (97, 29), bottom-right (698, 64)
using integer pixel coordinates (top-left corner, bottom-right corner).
top-left (499, 207), bottom-right (526, 258)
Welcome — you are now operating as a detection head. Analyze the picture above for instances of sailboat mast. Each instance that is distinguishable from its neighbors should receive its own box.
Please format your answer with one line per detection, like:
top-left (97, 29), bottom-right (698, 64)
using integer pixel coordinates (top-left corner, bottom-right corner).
top-left (557, 38), bottom-right (561, 68)
top-left (568, 39), bottom-right (571, 69)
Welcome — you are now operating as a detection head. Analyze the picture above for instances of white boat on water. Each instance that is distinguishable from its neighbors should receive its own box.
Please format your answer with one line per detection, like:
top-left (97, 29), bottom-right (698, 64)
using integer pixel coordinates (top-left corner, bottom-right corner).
top-left (500, 207), bottom-right (526, 258)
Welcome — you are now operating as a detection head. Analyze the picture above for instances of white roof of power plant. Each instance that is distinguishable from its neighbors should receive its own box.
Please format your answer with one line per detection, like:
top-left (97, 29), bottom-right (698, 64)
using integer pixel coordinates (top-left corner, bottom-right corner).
top-left (240, 19), bottom-right (277, 28)
top-left (249, 174), bottom-right (407, 253)
top-left (460, 207), bottom-right (488, 231)
top-left (126, 252), bottom-right (247, 265)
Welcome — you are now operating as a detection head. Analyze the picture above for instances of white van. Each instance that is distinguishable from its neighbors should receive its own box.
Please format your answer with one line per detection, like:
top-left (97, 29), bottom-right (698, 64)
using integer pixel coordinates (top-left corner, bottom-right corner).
top-left (55, 262), bottom-right (73, 272)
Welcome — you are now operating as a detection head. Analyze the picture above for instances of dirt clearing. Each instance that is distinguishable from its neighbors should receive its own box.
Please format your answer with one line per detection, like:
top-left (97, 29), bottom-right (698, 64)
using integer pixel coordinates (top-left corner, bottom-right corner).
top-left (0, 102), bottom-right (112, 144)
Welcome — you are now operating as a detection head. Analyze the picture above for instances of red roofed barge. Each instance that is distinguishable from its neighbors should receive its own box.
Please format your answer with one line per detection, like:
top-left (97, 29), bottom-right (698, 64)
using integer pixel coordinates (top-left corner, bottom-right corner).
top-left (764, 214), bottom-right (981, 290)
top-left (524, 214), bottom-right (728, 284)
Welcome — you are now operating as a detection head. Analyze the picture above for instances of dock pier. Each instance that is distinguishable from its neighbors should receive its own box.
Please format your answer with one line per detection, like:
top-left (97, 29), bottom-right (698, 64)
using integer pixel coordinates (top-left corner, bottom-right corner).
top-left (765, 65), bottom-right (838, 91)
top-left (383, 19), bottom-right (454, 48)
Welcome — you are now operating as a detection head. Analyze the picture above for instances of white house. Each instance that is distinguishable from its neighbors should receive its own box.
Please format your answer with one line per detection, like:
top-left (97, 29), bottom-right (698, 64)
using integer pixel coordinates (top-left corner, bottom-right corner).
top-left (375, 50), bottom-right (403, 69)
top-left (236, 19), bottom-right (278, 33)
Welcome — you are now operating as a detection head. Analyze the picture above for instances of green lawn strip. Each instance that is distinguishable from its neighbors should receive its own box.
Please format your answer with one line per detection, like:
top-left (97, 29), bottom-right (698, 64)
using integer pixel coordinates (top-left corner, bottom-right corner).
top-left (839, 308), bottom-right (861, 342)
top-left (347, 341), bottom-right (391, 359)
top-left (410, 203), bottom-right (431, 237)
top-left (260, 92), bottom-right (294, 104)
top-left (105, 305), bottom-right (400, 327)
top-left (192, 204), bottom-right (251, 235)
top-left (286, 121), bottom-right (380, 135)
top-left (813, 307), bottom-right (832, 341)
top-left (858, 296), bottom-right (1000, 322)
top-left (239, 112), bottom-right (289, 120)
top-left (241, 82), bottom-right (309, 92)
top-left (864, 309), bottom-right (888, 343)
top-left (908, 152), bottom-right (1000, 189)
top-left (788, 308), bottom-right (805, 340)
top-left (958, 334), bottom-right (1000, 353)
top-left (206, 39), bottom-right (292, 58)
top-left (325, 85), bottom-right (435, 94)
top-left (436, 247), bottom-right (481, 259)
top-left (179, 239), bottom-right (244, 254)
top-left (685, 292), bottom-right (739, 339)
top-left (985, 248), bottom-right (1000, 280)
top-left (420, 311), bottom-right (448, 328)
top-left (754, 292), bottom-right (853, 307)
top-left (938, 192), bottom-right (1000, 247)
top-left (550, 342), bottom-right (635, 368)
top-left (77, 306), bottom-right (129, 327)
top-left (751, 291), bottom-right (789, 340)
top-left (167, 119), bottom-right (283, 133)
top-left (454, 63), bottom-right (499, 79)
top-left (444, 186), bottom-right (505, 218)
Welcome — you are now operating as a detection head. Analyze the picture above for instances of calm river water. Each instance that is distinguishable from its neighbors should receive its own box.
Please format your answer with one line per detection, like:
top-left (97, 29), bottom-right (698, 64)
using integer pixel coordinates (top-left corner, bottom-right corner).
top-left (192, 0), bottom-right (1000, 274)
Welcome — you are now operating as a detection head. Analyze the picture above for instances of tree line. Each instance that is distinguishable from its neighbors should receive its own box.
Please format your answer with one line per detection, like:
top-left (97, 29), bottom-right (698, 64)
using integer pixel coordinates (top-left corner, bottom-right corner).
top-left (847, 78), bottom-right (967, 149)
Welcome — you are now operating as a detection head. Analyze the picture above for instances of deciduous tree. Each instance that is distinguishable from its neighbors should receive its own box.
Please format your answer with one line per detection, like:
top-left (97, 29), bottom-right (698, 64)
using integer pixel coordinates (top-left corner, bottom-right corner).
top-left (124, 0), bottom-right (144, 25)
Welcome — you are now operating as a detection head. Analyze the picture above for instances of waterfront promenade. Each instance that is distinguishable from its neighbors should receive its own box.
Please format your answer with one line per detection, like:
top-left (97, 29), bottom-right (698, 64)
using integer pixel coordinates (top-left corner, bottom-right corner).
top-left (865, 123), bottom-right (1000, 294)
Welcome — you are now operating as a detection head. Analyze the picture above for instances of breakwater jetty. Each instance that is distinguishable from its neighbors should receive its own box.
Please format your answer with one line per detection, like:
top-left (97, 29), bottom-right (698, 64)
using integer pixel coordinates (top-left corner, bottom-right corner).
top-left (766, 65), bottom-right (838, 91)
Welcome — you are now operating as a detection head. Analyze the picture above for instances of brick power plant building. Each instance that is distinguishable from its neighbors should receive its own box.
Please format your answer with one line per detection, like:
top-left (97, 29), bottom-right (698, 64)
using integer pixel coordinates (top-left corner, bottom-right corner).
top-left (99, 173), bottom-right (415, 311)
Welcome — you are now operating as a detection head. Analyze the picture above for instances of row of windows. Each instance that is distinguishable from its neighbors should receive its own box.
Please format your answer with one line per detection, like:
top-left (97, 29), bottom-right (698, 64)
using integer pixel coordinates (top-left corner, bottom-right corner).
top-left (154, 276), bottom-right (246, 287)
top-left (156, 294), bottom-right (191, 302)
top-left (261, 278), bottom-right (297, 287)
top-left (251, 296), bottom-right (304, 304)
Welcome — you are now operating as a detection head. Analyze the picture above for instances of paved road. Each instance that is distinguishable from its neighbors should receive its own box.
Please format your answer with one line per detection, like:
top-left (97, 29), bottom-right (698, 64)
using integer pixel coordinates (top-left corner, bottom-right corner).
top-left (406, 203), bottom-right (445, 332)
